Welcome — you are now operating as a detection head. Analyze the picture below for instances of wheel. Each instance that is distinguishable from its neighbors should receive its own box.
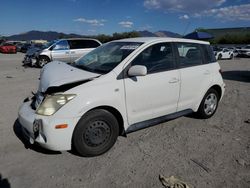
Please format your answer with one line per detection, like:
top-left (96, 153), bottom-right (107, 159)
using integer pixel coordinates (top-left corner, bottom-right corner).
top-left (37, 56), bottom-right (50, 68)
top-left (218, 54), bottom-right (222, 60)
top-left (196, 88), bottom-right (219, 119)
top-left (72, 109), bottom-right (119, 157)
top-left (230, 54), bottom-right (233, 59)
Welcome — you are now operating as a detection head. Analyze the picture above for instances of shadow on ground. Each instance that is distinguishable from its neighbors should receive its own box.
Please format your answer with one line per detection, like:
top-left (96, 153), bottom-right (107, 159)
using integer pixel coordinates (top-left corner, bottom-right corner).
top-left (0, 174), bottom-right (10, 188)
top-left (222, 71), bottom-right (250, 83)
top-left (13, 119), bottom-right (61, 155)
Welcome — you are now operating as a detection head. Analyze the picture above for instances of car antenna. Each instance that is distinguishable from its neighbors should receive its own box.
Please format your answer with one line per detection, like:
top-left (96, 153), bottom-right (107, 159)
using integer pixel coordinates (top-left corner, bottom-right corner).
top-left (182, 21), bottom-right (191, 36)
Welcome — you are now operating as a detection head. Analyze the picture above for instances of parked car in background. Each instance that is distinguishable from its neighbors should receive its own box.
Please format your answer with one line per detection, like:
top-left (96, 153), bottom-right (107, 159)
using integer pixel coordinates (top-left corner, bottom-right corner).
top-left (23, 41), bottom-right (56, 66)
top-left (33, 38), bottom-right (101, 67)
top-left (20, 43), bottom-right (32, 53)
top-left (227, 47), bottom-right (238, 57)
top-left (0, 43), bottom-right (17, 53)
top-left (214, 48), bottom-right (234, 60)
top-left (18, 37), bottom-right (225, 156)
top-left (237, 45), bottom-right (250, 57)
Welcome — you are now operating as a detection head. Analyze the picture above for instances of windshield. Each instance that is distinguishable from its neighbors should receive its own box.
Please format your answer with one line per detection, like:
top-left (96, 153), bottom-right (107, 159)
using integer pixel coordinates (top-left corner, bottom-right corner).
top-left (42, 40), bottom-right (57, 50)
top-left (74, 42), bottom-right (143, 74)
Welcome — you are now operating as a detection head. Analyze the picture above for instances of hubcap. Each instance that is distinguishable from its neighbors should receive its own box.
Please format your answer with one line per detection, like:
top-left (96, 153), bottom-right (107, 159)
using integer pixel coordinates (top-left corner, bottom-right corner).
top-left (39, 58), bottom-right (47, 67)
top-left (204, 93), bottom-right (217, 115)
top-left (84, 120), bottom-right (111, 147)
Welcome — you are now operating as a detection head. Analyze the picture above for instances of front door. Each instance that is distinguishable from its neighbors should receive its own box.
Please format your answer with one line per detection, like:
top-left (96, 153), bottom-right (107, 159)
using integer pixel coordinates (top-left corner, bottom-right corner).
top-left (124, 42), bottom-right (180, 125)
top-left (51, 40), bottom-right (71, 63)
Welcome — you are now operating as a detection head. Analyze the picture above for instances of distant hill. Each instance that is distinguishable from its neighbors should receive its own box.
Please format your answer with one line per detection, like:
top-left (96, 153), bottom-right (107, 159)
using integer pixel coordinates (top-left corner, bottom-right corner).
top-left (6, 30), bottom-right (182, 41)
top-left (7, 30), bottom-right (83, 41)
top-left (138, 30), bottom-right (181, 38)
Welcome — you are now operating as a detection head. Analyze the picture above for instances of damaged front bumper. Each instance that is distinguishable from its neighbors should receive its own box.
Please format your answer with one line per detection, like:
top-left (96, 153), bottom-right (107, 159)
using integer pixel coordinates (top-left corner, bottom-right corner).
top-left (23, 56), bottom-right (37, 66)
top-left (18, 98), bottom-right (78, 151)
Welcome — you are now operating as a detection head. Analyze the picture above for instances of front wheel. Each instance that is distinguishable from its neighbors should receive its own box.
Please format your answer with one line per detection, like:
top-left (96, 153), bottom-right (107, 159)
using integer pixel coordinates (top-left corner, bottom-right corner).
top-left (218, 54), bottom-right (222, 60)
top-left (196, 88), bottom-right (219, 119)
top-left (72, 109), bottom-right (119, 157)
top-left (37, 56), bottom-right (50, 68)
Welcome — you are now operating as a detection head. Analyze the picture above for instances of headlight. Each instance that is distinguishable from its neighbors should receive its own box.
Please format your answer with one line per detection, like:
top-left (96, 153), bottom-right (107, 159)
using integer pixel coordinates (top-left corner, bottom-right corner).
top-left (36, 94), bottom-right (76, 116)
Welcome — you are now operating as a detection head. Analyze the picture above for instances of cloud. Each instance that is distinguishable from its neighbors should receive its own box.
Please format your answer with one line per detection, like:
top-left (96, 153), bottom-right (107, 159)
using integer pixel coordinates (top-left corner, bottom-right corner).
top-left (118, 21), bottom-right (134, 28)
top-left (144, 0), bottom-right (226, 13)
top-left (74, 18), bottom-right (106, 26)
top-left (179, 14), bottom-right (189, 19)
top-left (202, 4), bottom-right (250, 21)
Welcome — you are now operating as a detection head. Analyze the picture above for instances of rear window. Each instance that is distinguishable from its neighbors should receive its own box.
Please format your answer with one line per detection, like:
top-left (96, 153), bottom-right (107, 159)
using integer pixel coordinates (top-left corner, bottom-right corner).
top-left (68, 40), bottom-right (100, 49)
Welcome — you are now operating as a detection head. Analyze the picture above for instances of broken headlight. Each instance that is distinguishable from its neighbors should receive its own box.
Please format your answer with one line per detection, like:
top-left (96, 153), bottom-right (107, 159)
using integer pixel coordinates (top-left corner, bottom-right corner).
top-left (36, 94), bottom-right (76, 116)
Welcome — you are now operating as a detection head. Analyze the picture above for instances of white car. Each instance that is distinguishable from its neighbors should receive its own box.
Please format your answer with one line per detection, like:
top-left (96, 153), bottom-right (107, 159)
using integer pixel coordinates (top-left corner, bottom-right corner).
top-left (18, 37), bottom-right (225, 156)
top-left (237, 45), bottom-right (250, 57)
top-left (214, 48), bottom-right (234, 60)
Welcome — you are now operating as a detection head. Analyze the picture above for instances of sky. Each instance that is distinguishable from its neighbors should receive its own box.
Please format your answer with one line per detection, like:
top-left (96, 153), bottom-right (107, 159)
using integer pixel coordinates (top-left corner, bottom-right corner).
top-left (0, 0), bottom-right (250, 36)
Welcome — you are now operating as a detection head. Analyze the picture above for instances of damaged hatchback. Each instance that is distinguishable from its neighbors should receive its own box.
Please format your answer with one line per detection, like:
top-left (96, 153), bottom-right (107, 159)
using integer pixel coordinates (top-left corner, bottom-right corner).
top-left (18, 37), bottom-right (225, 156)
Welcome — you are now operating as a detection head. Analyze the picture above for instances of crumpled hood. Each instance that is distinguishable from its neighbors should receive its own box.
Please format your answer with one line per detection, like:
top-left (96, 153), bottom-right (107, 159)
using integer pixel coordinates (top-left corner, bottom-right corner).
top-left (26, 47), bottom-right (41, 56)
top-left (38, 61), bottom-right (100, 93)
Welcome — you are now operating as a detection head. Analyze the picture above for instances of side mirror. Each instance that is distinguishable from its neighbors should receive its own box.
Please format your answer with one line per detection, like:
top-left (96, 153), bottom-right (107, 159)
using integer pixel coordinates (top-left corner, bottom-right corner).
top-left (128, 65), bottom-right (147, 77)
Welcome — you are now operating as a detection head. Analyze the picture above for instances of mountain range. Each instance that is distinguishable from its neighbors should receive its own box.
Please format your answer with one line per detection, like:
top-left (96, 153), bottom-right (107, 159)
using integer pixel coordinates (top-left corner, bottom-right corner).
top-left (6, 30), bottom-right (181, 41)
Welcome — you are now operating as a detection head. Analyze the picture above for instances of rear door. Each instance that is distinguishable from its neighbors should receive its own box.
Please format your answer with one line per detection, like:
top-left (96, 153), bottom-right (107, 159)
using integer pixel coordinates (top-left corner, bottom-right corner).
top-left (51, 40), bottom-right (71, 62)
top-left (174, 42), bottom-right (212, 111)
top-left (68, 40), bottom-right (101, 63)
top-left (124, 42), bottom-right (180, 125)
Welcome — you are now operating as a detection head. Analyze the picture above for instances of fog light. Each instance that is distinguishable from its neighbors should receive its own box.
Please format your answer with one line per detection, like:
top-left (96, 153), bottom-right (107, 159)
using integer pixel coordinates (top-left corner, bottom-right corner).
top-left (33, 119), bottom-right (42, 133)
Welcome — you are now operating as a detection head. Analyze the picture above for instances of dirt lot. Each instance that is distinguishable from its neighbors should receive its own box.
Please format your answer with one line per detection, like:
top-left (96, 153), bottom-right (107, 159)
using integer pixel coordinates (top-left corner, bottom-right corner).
top-left (0, 53), bottom-right (249, 188)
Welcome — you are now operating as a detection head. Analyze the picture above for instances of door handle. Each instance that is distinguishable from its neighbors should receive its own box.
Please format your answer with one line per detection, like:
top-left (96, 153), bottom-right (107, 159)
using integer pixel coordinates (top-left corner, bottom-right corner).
top-left (169, 78), bottom-right (179, 83)
top-left (71, 51), bottom-right (76, 54)
top-left (65, 52), bottom-right (70, 54)
top-left (204, 70), bottom-right (210, 75)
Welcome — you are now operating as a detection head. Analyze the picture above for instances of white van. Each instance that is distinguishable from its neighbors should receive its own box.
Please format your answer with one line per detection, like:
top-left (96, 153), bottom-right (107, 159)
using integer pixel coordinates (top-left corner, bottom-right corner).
top-left (23, 38), bottom-right (101, 67)
top-left (18, 37), bottom-right (225, 156)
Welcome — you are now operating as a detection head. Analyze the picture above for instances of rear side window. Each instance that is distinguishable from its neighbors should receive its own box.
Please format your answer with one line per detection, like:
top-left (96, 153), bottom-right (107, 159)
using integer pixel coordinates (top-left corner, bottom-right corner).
top-left (69, 40), bottom-right (100, 49)
top-left (176, 43), bottom-right (203, 67)
top-left (202, 45), bottom-right (216, 63)
top-left (131, 42), bottom-right (175, 74)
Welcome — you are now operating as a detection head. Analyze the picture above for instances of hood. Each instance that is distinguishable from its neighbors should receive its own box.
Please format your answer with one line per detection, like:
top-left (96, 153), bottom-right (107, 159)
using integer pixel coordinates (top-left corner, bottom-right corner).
top-left (38, 61), bottom-right (100, 93)
top-left (26, 47), bottom-right (41, 56)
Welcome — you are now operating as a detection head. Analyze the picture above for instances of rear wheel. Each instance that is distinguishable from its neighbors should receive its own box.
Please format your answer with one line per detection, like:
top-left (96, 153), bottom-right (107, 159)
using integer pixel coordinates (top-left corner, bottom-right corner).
top-left (72, 109), bottom-right (119, 157)
top-left (37, 56), bottom-right (50, 68)
top-left (196, 88), bottom-right (219, 119)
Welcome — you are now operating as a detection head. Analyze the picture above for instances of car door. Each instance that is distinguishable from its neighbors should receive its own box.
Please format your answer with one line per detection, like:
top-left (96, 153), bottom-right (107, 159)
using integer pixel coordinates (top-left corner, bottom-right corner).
top-left (51, 40), bottom-right (71, 63)
top-left (124, 42), bottom-right (180, 125)
top-left (175, 42), bottom-right (212, 111)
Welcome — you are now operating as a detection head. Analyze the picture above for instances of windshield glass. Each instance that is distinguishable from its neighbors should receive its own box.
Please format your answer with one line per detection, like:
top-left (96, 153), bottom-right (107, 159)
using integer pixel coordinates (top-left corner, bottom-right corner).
top-left (74, 42), bottom-right (143, 74)
top-left (42, 40), bottom-right (57, 50)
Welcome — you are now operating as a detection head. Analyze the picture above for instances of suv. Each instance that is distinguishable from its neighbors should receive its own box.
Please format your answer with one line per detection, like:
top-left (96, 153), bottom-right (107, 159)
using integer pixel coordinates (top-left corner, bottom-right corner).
top-left (23, 38), bottom-right (101, 67)
top-left (18, 37), bottom-right (225, 157)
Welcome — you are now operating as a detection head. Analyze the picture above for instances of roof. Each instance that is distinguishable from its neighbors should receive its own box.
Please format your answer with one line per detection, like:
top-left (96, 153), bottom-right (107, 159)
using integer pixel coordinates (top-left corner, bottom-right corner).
top-left (115, 37), bottom-right (209, 45)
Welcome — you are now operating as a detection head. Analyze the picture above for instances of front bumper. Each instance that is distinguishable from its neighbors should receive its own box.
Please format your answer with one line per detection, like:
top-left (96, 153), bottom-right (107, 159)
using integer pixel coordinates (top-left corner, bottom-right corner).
top-left (18, 100), bottom-right (78, 151)
top-left (23, 56), bottom-right (37, 65)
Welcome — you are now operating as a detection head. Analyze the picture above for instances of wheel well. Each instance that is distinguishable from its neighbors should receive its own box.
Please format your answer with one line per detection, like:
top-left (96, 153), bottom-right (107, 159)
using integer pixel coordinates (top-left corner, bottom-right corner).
top-left (210, 85), bottom-right (222, 100)
top-left (90, 106), bottom-right (126, 136)
top-left (38, 55), bottom-right (50, 61)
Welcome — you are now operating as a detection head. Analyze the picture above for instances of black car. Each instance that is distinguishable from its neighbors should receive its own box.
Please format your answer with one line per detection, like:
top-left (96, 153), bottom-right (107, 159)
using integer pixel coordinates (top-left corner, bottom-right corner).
top-left (20, 43), bottom-right (32, 53)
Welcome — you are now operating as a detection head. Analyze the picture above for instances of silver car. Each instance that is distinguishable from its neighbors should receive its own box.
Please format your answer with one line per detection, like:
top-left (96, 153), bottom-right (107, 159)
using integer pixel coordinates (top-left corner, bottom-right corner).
top-left (23, 38), bottom-right (101, 67)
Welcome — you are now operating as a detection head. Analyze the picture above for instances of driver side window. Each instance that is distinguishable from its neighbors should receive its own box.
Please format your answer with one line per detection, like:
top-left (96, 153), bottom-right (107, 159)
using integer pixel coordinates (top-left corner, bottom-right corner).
top-left (131, 43), bottom-right (175, 74)
top-left (52, 40), bottom-right (69, 51)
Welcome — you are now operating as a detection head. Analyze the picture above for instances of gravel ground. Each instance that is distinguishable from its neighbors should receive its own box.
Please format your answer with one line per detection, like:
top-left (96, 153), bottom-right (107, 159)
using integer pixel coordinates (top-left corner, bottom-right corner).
top-left (0, 53), bottom-right (249, 188)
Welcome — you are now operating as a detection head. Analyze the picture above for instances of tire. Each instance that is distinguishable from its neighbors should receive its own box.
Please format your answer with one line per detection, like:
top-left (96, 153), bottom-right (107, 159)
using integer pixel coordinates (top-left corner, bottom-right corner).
top-left (218, 54), bottom-right (222, 60)
top-left (230, 54), bottom-right (233, 59)
top-left (72, 109), bottom-right (119, 157)
top-left (196, 88), bottom-right (219, 119)
top-left (37, 56), bottom-right (50, 68)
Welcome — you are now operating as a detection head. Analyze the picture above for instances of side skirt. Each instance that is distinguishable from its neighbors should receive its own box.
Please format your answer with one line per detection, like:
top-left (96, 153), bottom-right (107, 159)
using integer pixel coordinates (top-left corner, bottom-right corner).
top-left (125, 109), bottom-right (193, 134)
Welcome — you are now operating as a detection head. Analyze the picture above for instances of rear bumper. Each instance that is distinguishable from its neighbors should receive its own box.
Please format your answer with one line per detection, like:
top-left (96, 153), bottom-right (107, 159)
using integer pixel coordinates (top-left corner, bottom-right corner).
top-left (18, 100), bottom-right (78, 151)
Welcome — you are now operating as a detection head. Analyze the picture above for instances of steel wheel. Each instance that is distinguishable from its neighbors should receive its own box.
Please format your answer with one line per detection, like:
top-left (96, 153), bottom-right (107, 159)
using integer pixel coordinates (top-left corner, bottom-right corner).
top-left (84, 120), bottom-right (111, 147)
